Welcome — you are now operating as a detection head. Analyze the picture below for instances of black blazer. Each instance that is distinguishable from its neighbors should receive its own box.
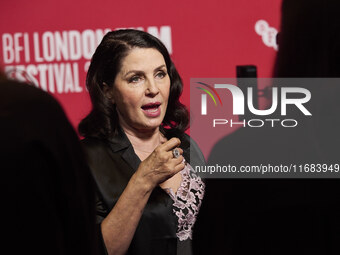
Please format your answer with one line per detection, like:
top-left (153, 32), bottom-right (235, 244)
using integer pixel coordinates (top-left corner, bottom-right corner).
top-left (81, 128), bottom-right (205, 255)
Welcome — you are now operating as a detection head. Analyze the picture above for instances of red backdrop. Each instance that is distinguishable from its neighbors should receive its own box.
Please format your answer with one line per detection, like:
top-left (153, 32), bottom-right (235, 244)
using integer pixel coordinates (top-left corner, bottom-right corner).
top-left (0, 0), bottom-right (282, 158)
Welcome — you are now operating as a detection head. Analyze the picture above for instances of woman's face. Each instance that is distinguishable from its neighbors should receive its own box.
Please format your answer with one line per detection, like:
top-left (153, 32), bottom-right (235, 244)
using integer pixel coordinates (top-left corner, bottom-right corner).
top-left (109, 47), bottom-right (171, 132)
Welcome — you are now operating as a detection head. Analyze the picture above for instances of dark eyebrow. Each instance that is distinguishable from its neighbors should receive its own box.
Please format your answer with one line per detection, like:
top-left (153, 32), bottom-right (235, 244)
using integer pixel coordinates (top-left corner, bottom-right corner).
top-left (153, 64), bottom-right (167, 72)
top-left (123, 70), bottom-right (143, 78)
top-left (123, 64), bottom-right (167, 77)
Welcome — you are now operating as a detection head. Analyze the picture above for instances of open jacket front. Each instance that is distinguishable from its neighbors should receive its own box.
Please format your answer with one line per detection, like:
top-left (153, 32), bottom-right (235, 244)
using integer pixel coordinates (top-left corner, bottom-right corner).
top-left (81, 127), bottom-right (205, 255)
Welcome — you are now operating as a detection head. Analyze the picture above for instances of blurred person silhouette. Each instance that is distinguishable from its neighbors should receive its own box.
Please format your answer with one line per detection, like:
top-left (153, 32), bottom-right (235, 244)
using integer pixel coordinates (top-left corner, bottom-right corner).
top-left (193, 0), bottom-right (340, 254)
top-left (0, 72), bottom-right (103, 254)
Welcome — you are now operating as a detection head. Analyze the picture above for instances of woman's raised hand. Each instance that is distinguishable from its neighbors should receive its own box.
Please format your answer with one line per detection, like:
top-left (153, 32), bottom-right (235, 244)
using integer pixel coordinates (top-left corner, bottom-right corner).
top-left (135, 138), bottom-right (185, 191)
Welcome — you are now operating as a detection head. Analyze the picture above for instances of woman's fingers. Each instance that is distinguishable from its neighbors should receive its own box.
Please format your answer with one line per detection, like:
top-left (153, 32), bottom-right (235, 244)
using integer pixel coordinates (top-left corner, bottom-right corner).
top-left (136, 137), bottom-right (185, 188)
top-left (174, 161), bottom-right (186, 173)
top-left (163, 147), bottom-right (183, 161)
top-left (169, 154), bottom-right (185, 176)
top-left (172, 154), bottom-right (184, 164)
top-left (155, 138), bottom-right (183, 162)
top-left (159, 137), bottom-right (181, 152)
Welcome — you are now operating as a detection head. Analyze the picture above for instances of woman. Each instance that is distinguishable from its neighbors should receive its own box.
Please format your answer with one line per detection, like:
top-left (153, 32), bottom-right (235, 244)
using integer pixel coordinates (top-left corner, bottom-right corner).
top-left (79, 29), bottom-right (205, 255)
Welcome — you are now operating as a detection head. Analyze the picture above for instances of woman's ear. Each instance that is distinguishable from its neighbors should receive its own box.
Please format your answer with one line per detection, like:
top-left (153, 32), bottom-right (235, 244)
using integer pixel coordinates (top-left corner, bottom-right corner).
top-left (102, 82), bottom-right (115, 103)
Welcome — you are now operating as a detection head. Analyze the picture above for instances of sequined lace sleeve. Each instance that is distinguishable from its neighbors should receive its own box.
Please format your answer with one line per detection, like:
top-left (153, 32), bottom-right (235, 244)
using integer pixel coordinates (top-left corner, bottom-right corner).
top-left (164, 162), bottom-right (205, 241)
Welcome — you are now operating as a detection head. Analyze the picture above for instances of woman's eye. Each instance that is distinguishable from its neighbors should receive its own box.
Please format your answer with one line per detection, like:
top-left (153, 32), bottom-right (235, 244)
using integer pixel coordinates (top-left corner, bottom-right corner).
top-left (129, 76), bottom-right (142, 83)
top-left (155, 71), bottom-right (166, 79)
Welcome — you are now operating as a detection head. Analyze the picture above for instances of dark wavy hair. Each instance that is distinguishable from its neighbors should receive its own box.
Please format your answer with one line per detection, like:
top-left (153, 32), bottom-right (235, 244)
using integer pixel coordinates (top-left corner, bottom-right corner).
top-left (78, 29), bottom-right (189, 139)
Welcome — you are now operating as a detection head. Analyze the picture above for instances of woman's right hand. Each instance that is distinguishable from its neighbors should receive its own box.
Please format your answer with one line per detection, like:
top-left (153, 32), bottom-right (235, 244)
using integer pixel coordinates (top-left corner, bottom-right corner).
top-left (134, 138), bottom-right (185, 191)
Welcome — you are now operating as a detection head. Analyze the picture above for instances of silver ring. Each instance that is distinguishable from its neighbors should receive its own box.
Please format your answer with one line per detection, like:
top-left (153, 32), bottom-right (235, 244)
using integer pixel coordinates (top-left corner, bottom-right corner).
top-left (172, 148), bottom-right (180, 158)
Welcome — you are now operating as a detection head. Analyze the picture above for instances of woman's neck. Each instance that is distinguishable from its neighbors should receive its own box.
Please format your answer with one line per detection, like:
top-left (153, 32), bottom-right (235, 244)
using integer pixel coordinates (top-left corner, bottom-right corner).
top-left (119, 121), bottom-right (165, 154)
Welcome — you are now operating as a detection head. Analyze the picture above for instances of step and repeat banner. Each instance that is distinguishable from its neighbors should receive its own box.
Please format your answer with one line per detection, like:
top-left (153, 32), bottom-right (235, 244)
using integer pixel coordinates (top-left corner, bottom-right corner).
top-left (0, 0), bottom-right (281, 157)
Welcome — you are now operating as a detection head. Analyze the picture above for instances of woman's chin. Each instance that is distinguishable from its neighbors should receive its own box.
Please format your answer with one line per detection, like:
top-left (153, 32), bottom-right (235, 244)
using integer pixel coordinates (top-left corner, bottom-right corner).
top-left (142, 115), bottom-right (164, 127)
top-left (138, 119), bottom-right (164, 131)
